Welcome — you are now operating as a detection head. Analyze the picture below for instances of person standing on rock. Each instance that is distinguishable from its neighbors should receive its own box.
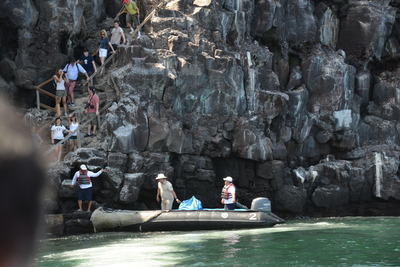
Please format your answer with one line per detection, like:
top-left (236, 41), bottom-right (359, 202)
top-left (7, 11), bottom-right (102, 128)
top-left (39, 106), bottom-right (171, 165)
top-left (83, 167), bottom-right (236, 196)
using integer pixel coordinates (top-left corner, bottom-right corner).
top-left (117, 0), bottom-right (139, 35)
top-left (110, 20), bottom-right (126, 50)
top-left (221, 176), bottom-right (236, 210)
top-left (51, 117), bottom-right (67, 162)
top-left (53, 68), bottom-right (68, 116)
top-left (98, 30), bottom-right (116, 75)
top-left (84, 86), bottom-right (100, 137)
top-left (68, 114), bottom-right (79, 152)
top-left (63, 57), bottom-right (90, 106)
top-left (70, 164), bottom-right (106, 212)
top-left (79, 48), bottom-right (97, 88)
top-left (156, 173), bottom-right (181, 210)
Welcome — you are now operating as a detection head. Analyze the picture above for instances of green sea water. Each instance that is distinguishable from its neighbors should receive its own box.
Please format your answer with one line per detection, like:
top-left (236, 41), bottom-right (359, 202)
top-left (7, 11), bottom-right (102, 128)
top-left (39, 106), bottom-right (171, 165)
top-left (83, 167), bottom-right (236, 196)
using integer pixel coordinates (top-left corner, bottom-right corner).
top-left (36, 217), bottom-right (400, 266)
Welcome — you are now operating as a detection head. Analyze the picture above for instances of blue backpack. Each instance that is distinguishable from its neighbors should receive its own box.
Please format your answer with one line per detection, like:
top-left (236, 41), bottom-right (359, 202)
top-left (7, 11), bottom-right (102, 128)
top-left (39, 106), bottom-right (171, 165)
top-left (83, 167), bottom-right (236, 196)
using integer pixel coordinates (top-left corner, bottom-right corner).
top-left (178, 196), bottom-right (203, 210)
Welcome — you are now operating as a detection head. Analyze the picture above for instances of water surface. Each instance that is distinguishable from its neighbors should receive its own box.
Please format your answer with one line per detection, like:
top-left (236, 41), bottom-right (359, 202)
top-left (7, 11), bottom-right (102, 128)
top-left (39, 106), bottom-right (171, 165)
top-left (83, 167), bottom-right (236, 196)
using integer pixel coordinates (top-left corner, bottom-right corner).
top-left (36, 217), bottom-right (400, 266)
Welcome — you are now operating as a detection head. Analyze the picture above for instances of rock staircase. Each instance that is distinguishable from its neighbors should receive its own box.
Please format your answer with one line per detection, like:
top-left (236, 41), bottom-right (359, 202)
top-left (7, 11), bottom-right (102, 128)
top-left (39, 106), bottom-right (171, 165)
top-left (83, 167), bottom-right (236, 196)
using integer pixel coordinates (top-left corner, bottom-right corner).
top-left (32, 0), bottom-right (231, 164)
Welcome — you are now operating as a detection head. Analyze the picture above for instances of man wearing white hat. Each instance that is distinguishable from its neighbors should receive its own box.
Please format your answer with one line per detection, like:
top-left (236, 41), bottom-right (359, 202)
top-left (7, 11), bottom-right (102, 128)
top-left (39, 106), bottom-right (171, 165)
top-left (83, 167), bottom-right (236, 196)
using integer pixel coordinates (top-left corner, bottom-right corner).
top-left (70, 164), bottom-right (106, 212)
top-left (221, 176), bottom-right (236, 210)
top-left (156, 173), bottom-right (181, 210)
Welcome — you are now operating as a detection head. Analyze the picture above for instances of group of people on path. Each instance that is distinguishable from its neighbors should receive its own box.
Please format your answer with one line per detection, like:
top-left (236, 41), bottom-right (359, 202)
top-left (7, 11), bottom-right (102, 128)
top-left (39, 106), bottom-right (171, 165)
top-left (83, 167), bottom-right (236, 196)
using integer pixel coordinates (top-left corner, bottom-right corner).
top-left (49, 0), bottom-right (238, 213)
top-left (50, 86), bottom-right (100, 161)
top-left (52, 0), bottom-right (139, 117)
top-left (49, 0), bottom-right (141, 153)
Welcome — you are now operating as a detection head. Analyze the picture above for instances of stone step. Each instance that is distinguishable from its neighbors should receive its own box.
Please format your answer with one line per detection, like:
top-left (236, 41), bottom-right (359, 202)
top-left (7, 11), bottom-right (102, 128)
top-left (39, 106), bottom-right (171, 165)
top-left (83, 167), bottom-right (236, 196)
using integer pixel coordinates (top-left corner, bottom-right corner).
top-left (155, 8), bottom-right (185, 18)
top-left (150, 16), bottom-right (191, 33)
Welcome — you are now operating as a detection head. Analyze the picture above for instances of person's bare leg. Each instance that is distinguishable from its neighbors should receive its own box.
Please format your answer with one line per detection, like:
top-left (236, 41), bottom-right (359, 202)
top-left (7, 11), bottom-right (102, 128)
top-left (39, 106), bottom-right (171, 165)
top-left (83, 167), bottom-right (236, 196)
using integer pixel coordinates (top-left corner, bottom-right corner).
top-left (100, 57), bottom-right (105, 74)
top-left (55, 97), bottom-right (61, 116)
top-left (93, 124), bottom-right (97, 135)
top-left (87, 124), bottom-right (91, 135)
top-left (66, 83), bottom-right (72, 104)
top-left (58, 148), bottom-right (62, 162)
top-left (78, 200), bottom-right (83, 211)
top-left (62, 96), bottom-right (67, 114)
top-left (54, 147), bottom-right (59, 162)
top-left (87, 201), bottom-right (92, 212)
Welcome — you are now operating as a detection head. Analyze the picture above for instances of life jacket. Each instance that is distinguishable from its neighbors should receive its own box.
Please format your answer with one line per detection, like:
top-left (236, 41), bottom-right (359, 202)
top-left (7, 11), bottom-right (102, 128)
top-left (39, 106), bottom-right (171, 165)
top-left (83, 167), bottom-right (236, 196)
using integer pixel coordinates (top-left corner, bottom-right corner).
top-left (221, 184), bottom-right (234, 199)
top-left (77, 171), bottom-right (91, 185)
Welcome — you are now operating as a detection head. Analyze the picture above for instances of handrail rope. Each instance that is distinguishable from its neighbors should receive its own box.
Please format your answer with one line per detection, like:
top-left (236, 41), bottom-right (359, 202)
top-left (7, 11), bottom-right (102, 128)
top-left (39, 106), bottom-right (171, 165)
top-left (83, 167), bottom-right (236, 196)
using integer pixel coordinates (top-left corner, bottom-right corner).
top-left (44, 101), bottom-right (114, 156)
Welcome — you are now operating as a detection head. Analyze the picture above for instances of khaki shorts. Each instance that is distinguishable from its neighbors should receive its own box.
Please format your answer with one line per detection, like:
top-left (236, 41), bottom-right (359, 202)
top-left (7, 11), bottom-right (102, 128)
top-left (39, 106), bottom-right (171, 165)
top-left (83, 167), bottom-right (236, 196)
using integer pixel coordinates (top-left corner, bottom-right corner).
top-left (126, 13), bottom-right (138, 27)
top-left (56, 90), bottom-right (66, 98)
top-left (87, 113), bottom-right (98, 125)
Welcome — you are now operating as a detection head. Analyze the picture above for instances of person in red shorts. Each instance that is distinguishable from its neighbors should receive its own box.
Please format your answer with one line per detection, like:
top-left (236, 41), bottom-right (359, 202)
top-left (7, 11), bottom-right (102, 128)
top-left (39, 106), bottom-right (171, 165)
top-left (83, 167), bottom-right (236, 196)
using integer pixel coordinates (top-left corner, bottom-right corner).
top-left (84, 86), bottom-right (100, 137)
top-left (63, 57), bottom-right (90, 106)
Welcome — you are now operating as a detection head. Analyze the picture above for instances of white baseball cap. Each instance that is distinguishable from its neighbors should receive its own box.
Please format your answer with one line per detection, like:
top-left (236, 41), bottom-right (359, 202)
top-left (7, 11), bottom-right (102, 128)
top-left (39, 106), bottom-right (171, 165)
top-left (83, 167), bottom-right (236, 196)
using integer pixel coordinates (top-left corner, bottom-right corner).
top-left (155, 173), bottom-right (167, 180)
top-left (80, 164), bottom-right (87, 170)
top-left (223, 176), bottom-right (233, 182)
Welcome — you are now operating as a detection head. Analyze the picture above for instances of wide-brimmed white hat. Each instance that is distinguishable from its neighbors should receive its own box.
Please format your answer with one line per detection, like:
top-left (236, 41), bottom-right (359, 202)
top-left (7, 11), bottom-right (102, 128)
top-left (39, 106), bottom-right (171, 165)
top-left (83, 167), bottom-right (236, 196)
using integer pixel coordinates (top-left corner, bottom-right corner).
top-left (223, 176), bottom-right (233, 182)
top-left (155, 173), bottom-right (167, 180)
top-left (80, 164), bottom-right (88, 170)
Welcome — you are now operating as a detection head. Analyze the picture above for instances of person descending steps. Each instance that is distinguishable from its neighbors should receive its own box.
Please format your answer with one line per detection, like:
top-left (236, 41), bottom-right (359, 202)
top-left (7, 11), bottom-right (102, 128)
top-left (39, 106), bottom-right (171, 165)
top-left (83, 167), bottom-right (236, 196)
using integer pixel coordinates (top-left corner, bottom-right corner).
top-left (117, 0), bottom-right (140, 37)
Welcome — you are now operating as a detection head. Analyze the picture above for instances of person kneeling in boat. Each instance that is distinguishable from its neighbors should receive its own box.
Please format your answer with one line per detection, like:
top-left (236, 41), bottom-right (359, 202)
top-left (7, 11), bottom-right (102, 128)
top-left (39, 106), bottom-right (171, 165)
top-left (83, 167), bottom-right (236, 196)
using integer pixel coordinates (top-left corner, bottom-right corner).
top-left (221, 176), bottom-right (236, 210)
top-left (156, 173), bottom-right (181, 210)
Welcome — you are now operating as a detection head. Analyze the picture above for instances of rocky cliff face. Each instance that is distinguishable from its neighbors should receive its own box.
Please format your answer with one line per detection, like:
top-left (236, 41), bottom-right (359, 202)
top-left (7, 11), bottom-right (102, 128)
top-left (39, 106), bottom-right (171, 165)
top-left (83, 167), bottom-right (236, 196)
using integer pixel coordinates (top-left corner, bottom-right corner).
top-left (3, 0), bottom-right (400, 217)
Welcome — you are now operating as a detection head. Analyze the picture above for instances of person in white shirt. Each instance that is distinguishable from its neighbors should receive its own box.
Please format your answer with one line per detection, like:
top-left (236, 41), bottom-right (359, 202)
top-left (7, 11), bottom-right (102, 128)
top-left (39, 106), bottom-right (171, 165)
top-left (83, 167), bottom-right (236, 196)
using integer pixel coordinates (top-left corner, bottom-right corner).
top-left (63, 57), bottom-right (90, 106)
top-left (50, 117), bottom-right (66, 162)
top-left (156, 173), bottom-right (181, 210)
top-left (68, 114), bottom-right (79, 152)
top-left (110, 20), bottom-right (126, 50)
top-left (53, 68), bottom-right (68, 116)
top-left (221, 176), bottom-right (236, 210)
top-left (70, 164), bottom-right (106, 212)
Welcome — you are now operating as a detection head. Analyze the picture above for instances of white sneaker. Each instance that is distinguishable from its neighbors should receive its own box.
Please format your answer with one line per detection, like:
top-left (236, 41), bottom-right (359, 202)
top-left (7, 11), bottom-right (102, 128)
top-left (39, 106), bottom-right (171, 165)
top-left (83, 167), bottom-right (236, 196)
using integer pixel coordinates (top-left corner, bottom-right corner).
top-left (129, 29), bottom-right (134, 34)
top-left (137, 32), bottom-right (141, 39)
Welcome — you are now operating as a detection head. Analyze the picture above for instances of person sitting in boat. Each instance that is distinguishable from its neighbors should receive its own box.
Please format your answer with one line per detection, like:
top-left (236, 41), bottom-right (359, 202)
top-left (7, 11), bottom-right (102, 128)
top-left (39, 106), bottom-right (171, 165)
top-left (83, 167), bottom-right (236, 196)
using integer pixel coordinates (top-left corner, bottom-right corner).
top-left (156, 173), bottom-right (181, 210)
top-left (221, 176), bottom-right (236, 210)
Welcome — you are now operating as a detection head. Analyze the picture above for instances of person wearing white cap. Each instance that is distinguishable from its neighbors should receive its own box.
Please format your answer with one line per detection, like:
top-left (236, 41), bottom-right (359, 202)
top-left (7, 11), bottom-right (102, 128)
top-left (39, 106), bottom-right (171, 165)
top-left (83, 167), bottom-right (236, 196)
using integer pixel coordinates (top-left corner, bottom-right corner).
top-left (70, 164), bottom-right (106, 212)
top-left (221, 176), bottom-right (236, 210)
top-left (156, 173), bottom-right (181, 210)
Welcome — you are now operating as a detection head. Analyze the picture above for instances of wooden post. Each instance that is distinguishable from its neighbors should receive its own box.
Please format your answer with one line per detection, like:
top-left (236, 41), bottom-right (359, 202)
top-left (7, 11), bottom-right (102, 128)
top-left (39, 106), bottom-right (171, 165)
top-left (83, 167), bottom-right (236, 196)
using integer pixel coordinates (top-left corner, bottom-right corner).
top-left (77, 130), bottom-right (82, 149)
top-left (97, 114), bottom-right (101, 128)
top-left (36, 90), bottom-right (40, 109)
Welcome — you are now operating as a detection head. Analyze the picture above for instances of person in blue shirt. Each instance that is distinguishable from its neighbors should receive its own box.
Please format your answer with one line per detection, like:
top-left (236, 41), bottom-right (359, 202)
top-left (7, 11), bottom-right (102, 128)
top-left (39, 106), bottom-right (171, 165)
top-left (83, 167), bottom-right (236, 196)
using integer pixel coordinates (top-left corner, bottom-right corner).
top-left (98, 29), bottom-right (115, 74)
top-left (79, 48), bottom-right (97, 78)
top-left (79, 48), bottom-right (97, 89)
top-left (63, 57), bottom-right (90, 106)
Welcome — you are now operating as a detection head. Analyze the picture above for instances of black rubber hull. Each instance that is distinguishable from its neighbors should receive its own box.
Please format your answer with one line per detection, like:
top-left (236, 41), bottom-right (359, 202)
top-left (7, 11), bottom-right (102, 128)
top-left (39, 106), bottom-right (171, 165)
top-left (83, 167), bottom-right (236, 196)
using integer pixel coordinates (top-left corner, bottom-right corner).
top-left (139, 210), bottom-right (285, 232)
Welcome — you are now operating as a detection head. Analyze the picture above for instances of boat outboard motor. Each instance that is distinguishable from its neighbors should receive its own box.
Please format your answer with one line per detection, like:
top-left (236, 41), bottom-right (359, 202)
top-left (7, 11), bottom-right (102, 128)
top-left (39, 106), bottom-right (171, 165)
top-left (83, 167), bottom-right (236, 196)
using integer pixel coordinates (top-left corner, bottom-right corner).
top-left (251, 197), bottom-right (271, 213)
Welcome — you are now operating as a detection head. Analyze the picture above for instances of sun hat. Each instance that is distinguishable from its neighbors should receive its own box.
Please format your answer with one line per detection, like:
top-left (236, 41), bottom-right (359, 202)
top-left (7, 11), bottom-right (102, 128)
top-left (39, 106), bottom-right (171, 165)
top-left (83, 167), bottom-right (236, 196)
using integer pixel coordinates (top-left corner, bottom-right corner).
top-left (223, 176), bottom-right (233, 182)
top-left (80, 164), bottom-right (88, 170)
top-left (155, 173), bottom-right (167, 180)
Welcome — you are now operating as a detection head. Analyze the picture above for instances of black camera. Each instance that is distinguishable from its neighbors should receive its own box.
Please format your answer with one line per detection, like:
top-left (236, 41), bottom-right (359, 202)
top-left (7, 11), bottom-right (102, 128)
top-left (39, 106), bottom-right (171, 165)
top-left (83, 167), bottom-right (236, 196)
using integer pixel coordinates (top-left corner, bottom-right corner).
top-left (85, 102), bottom-right (95, 109)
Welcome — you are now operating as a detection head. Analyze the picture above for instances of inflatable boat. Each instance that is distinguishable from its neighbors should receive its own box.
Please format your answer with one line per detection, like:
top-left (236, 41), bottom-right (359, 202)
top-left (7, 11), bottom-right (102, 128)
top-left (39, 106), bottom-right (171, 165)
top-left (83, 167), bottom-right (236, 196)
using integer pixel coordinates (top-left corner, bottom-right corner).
top-left (91, 198), bottom-right (285, 232)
